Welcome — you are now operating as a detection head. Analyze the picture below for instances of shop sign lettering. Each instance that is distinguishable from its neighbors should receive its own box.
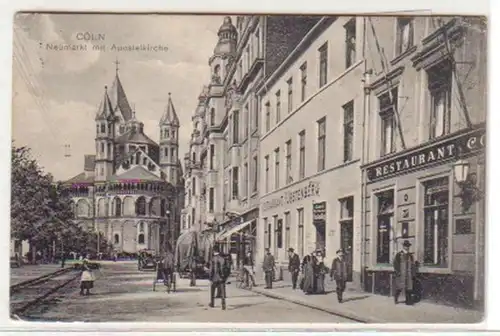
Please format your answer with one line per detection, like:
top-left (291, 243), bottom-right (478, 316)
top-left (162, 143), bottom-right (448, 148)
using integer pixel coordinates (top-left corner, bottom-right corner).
top-left (262, 181), bottom-right (320, 211)
top-left (366, 128), bottom-right (485, 181)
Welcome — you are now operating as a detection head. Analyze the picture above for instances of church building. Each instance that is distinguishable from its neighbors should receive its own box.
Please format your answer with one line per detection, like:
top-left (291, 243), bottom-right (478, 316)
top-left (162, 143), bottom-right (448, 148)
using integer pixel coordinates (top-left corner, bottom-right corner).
top-left (63, 65), bottom-right (185, 254)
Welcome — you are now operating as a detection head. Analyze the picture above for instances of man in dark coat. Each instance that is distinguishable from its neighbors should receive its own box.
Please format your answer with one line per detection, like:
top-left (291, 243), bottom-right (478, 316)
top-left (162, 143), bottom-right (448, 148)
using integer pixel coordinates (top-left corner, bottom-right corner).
top-left (209, 246), bottom-right (227, 310)
top-left (262, 248), bottom-right (275, 289)
top-left (287, 248), bottom-right (301, 290)
top-left (393, 240), bottom-right (416, 305)
top-left (330, 249), bottom-right (348, 303)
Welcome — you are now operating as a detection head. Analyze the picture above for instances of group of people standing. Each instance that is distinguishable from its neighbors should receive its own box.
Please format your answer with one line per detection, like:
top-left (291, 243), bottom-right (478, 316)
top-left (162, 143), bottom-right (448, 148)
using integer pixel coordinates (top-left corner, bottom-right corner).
top-left (287, 248), bottom-right (349, 303)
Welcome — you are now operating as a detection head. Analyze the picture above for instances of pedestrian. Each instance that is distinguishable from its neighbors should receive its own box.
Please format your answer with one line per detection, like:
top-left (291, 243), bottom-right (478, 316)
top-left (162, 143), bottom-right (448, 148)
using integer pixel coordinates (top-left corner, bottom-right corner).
top-left (262, 248), bottom-right (275, 289)
top-left (243, 250), bottom-right (257, 287)
top-left (79, 258), bottom-right (95, 296)
top-left (302, 251), bottom-right (317, 295)
top-left (209, 246), bottom-right (226, 310)
top-left (315, 250), bottom-right (327, 294)
top-left (393, 240), bottom-right (416, 305)
top-left (330, 249), bottom-right (348, 303)
top-left (287, 248), bottom-right (300, 290)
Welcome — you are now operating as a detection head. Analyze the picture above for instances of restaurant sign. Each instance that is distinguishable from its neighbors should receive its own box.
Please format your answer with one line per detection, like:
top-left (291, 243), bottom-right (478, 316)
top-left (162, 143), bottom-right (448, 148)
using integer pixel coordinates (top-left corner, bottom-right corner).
top-left (366, 128), bottom-right (485, 182)
top-left (262, 181), bottom-right (320, 211)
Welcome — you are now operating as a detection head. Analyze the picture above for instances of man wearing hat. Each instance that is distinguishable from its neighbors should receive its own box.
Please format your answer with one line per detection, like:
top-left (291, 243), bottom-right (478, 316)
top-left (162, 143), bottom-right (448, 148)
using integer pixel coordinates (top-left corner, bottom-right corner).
top-left (393, 240), bottom-right (416, 305)
top-left (287, 248), bottom-right (301, 290)
top-left (262, 248), bottom-right (275, 289)
top-left (209, 245), bottom-right (227, 310)
top-left (330, 249), bottom-right (348, 303)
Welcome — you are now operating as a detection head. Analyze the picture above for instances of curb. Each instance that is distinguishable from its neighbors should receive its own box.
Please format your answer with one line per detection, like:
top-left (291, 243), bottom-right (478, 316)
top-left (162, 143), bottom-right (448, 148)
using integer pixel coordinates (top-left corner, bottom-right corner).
top-left (249, 287), bottom-right (378, 323)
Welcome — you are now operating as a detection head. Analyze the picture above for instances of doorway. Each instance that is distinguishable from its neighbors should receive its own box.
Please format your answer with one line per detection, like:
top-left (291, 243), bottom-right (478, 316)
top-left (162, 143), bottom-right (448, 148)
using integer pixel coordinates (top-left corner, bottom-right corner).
top-left (340, 222), bottom-right (354, 282)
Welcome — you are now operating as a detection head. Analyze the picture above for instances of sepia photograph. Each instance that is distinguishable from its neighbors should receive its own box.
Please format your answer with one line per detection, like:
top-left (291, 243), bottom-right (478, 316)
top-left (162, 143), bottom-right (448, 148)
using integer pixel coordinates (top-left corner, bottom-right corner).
top-left (10, 13), bottom-right (487, 324)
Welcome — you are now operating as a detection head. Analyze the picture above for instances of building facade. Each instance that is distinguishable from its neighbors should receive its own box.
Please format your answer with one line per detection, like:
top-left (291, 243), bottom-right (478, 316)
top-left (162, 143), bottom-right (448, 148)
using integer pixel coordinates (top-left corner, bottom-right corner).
top-left (182, 15), bottom-right (322, 266)
top-left (361, 16), bottom-right (486, 307)
top-left (64, 67), bottom-right (185, 254)
top-left (256, 16), bottom-right (365, 286)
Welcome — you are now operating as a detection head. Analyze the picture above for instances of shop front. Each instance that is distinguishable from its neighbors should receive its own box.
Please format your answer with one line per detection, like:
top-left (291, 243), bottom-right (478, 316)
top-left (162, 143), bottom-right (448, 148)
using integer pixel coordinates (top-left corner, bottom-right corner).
top-left (361, 125), bottom-right (485, 308)
top-left (257, 163), bottom-right (362, 287)
top-left (216, 207), bottom-right (259, 269)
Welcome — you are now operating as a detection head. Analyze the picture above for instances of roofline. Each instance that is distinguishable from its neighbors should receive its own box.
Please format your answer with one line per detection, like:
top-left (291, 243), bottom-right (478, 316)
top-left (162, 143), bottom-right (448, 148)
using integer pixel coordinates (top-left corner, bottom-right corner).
top-left (256, 16), bottom-right (336, 96)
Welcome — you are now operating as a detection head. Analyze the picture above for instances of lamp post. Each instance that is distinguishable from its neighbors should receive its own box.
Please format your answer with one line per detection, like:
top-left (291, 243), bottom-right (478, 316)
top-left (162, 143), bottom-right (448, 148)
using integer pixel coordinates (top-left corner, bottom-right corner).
top-left (453, 159), bottom-right (470, 184)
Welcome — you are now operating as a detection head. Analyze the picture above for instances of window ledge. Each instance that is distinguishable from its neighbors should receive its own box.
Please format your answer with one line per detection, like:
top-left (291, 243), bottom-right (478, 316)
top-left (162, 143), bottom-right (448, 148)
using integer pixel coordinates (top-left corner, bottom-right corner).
top-left (389, 45), bottom-right (417, 66)
top-left (251, 191), bottom-right (258, 198)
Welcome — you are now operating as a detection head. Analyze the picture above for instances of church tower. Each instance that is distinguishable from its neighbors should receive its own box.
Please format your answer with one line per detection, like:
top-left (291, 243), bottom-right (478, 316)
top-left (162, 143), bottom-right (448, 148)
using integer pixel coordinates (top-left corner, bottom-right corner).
top-left (159, 93), bottom-right (180, 185)
top-left (95, 85), bottom-right (116, 181)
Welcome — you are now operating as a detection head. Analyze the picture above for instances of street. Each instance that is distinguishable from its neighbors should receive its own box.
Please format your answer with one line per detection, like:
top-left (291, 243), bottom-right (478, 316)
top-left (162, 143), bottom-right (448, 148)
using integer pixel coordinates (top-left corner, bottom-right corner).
top-left (20, 262), bottom-right (356, 323)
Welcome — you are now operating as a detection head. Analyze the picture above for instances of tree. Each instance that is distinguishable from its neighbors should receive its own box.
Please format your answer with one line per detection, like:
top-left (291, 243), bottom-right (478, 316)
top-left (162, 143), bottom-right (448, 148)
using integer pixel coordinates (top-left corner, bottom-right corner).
top-left (11, 143), bottom-right (78, 259)
top-left (11, 144), bottom-right (53, 243)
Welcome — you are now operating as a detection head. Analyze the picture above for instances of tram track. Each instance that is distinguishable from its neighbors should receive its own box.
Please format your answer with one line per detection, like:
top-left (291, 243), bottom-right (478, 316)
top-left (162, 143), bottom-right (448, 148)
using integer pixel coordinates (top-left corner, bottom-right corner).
top-left (10, 268), bottom-right (81, 317)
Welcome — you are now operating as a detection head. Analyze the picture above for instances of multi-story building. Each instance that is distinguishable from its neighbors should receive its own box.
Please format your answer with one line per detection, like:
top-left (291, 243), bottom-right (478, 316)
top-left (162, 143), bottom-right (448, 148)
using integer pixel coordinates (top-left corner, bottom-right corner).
top-left (361, 16), bottom-right (486, 307)
top-left (64, 66), bottom-right (185, 254)
top-left (182, 15), bottom-right (321, 266)
top-left (256, 16), bottom-right (365, 287)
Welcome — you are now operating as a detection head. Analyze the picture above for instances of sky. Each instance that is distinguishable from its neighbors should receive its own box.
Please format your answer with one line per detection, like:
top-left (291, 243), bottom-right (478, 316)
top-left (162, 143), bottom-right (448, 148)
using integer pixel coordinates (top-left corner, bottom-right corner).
top-left (12, 13), bottom-right (226, 181)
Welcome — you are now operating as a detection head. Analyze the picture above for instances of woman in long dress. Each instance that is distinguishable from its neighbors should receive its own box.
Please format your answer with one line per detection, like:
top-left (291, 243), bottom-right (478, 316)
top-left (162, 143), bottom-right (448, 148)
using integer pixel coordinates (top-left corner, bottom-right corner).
top-left (315, 250), bottom-right (327, 294)
top-left (80, 259), bottom-right (94, 296)
top-left (302, 252), bottom-right (317, 295)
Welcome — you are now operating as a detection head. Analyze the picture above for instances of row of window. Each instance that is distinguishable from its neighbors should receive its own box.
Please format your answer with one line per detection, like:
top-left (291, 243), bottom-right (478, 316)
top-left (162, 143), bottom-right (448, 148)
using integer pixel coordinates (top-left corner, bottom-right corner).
top-left (262, 175), bottom-right (467, 268)
top-left (263, 197), bottom-right (354, 258)
top-left (160, 128), bottom-right (176, 140)
top-left (264, 19), bottom-right (356, 134)
top-left (378, 59), bottom-right (453, 157)
top-left (263, 102), bottom-right (354, 193)
top-left (72, 197), bottom-right (168, 218)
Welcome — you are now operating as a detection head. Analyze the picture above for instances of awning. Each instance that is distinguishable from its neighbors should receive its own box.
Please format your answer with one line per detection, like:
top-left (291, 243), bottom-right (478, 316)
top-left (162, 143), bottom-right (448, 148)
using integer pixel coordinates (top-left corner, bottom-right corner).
top-left (217, 219), bottom-right (255, 241)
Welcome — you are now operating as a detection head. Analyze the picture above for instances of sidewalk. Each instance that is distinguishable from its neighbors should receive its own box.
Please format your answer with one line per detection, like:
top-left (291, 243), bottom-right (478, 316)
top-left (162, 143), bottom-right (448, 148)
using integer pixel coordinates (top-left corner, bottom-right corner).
top-left (246, 276), bottom-right (483, 324)
top-left (10, 264), bottom-right (66, 286)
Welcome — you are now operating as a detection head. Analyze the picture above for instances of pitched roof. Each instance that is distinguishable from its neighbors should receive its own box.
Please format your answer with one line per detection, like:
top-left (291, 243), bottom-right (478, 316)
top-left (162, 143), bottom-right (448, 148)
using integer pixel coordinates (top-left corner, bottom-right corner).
top-left (64, 172), bottom-right (95, 185)
top-left (108, 72), bottom-right (133, 121)
top-left (115, 127), bottom-right (158, 146)
top-left (160, 93), bottom-right (180, 127)
top-left (95, 86), bottom-right (115, 121)
top-left (109, 165), bottom-right (164, 182)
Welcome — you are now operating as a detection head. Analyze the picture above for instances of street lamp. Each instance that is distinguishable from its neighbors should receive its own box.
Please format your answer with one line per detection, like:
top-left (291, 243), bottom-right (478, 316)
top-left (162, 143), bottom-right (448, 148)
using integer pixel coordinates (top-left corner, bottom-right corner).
top-left (453, 158), bottom-right (483, 210)
top-left (453, 159), bottom-right (470, 184)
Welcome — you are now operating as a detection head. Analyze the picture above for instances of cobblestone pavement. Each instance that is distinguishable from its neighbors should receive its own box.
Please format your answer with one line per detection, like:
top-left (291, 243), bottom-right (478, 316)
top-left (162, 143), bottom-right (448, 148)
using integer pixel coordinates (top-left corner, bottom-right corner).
top-left (22, 262), bottom-right (358, 323)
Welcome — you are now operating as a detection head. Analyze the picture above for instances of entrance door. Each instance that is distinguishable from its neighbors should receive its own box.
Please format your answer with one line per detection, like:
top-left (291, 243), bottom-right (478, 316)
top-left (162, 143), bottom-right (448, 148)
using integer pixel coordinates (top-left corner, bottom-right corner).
top-left (314, 220), bottom-right (326, 252)
top-left (340, 222), bottom-right (354, 282)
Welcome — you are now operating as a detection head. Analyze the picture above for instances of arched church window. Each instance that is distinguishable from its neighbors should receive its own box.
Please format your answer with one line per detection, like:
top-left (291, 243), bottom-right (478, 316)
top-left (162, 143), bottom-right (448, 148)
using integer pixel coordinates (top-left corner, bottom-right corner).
top-left (114, 234), bottom-right (120, 244)
top-left (139, 222), bottom-right (144, 232)
top-left (138, 233), bottom-right (145, 244)
top-left (172, 130), bottom-right (176, 138)
top-left (170, 148), bottom-right (175, 159)
top-left (107, 124), bottom-right (111, 134)
top-left (114, 197), bottom-right (122, 217)
top-left (192, 152), bottom-right (196, 163)
top-left (164, 147), bottom-right (169, 159)
top-left (96, 125), bottom-right (99, 134)
top-left (136, 196), bottom-right (146, 216)
top-left (100, 143), bottom-right (104, 153)
top-left (166, 129), bottom-right (170, 138)
top-left (100, 124), bottom-right (105, 133)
